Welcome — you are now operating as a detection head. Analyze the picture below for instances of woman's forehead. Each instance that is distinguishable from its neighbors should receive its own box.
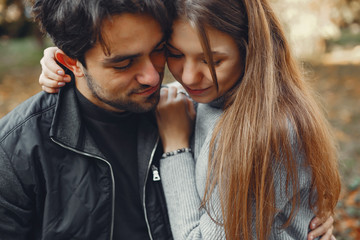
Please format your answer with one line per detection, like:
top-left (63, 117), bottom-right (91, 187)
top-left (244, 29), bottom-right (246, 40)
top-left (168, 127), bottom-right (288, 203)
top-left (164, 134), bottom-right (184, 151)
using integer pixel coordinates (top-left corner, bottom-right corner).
top-left (170, 19), bottom-right (239, 55)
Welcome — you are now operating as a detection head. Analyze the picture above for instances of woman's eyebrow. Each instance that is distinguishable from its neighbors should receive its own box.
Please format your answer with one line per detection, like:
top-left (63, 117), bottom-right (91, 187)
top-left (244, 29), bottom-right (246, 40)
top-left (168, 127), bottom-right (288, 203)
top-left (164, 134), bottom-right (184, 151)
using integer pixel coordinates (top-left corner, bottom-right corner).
top-left (167, 42), bottom-right (226, 56)
top-left (200, 51), bottom-right (225, 56)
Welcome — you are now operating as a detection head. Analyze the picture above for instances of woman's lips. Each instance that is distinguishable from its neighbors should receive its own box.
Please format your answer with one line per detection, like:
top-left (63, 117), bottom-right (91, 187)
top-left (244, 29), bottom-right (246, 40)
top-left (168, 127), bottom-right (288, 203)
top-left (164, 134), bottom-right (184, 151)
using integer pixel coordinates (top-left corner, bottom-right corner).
top-left (185, 86), bottom-right (211, 96)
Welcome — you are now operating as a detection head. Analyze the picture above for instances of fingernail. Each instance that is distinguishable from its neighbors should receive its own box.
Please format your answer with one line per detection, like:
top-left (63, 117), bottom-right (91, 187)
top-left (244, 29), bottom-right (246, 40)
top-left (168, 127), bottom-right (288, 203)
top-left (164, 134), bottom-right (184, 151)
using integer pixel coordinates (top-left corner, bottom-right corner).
top-left (309, 235), bottom-right (313, 240)
top-left (57, 70), bottom-right (64, 76)
top-left (312, 223), bottom-right (316, 228)
top-left (58, 82), bottom-right (65, 86)
top-left (64, 76), bottom-right (71, 82)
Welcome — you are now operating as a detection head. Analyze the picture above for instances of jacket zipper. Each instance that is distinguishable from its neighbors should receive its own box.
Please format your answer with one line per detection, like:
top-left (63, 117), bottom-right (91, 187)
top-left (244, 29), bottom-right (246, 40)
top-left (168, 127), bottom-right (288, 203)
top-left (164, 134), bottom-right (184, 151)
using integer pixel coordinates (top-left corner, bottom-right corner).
top-left (51, 138), bottom-right (115, 240)
top-left (151, 165), bottom-right (161, 181)
top-left (142, 136), bottom-right (159, 240)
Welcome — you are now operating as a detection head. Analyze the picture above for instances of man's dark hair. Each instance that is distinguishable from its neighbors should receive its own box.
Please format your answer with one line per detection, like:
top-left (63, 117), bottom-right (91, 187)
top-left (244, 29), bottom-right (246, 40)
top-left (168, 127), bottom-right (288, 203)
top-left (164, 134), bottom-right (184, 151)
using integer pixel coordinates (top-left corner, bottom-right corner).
top-left (32, 0), bottom-right (173, 65)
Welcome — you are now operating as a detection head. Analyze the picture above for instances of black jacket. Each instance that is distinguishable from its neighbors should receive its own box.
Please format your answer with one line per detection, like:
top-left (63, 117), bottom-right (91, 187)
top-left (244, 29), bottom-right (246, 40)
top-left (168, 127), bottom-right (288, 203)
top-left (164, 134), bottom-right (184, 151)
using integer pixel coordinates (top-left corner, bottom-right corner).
top-left (0, 84), bottom-right (172, 240)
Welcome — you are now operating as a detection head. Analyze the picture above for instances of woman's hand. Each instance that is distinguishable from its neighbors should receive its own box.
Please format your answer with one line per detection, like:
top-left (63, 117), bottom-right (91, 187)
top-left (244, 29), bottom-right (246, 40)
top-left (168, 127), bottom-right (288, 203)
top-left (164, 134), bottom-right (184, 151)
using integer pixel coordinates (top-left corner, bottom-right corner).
top-left (308, 216), bottom-right (336, 240)
top-left (155, 86), bottom-right (196, 153)
top-left (39, 47), bottom-right (71, 93)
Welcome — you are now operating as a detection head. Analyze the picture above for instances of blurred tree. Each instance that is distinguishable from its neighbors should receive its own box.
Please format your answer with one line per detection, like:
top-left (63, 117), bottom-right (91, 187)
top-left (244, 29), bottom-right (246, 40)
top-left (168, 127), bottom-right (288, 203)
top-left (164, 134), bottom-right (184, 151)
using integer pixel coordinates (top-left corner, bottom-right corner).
top-left (271, 0), bottom-right (360, 59)
top-left (0, 0), bottom-right (359, 56)
top-left (272, 0), bottom-right (339, 59)
top-left (0, 0), bottom-right (44, 46)
top-left (335, 0), bottom-right (360, 27)
top-left (0, 0), bottom-right (38, 38)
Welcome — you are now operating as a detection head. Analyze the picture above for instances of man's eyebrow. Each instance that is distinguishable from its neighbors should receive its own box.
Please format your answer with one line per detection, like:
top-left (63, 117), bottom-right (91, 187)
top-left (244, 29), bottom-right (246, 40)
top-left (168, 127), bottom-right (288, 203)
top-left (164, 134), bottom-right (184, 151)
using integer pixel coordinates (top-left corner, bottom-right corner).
top-left (102, 37), bottom-right (166, 66)
top-left (102, 53), bottom-right (142, 66)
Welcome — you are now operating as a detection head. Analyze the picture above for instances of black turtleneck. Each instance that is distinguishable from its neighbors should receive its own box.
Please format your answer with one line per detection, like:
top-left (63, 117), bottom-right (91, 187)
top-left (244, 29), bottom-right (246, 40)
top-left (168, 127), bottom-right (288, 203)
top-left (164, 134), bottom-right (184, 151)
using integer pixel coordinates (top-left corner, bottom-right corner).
top-left (75, 89), bottom-right (150, 240)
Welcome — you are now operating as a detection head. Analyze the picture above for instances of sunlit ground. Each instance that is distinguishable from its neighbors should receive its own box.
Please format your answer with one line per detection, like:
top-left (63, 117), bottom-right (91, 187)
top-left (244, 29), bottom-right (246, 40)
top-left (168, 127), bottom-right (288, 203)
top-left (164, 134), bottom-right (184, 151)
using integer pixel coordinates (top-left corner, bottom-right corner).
top-left (0, 36), bottom-right (359, 239)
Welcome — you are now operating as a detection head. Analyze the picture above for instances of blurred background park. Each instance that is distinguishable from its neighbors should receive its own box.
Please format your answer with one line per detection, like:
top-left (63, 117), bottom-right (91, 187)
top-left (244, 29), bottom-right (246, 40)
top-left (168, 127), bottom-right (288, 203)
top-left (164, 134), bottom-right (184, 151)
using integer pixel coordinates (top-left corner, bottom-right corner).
top-left (0, 0), bottom-right (359, 238)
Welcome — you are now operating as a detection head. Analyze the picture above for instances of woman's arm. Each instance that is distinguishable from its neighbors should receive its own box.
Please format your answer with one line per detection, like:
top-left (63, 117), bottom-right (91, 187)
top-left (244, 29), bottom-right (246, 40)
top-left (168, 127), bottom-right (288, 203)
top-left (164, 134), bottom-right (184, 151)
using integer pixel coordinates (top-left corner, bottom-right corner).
top-left (155, 86), bottom-right (195, 152)
top-left (156, 88), bottom-right (335, 240)
top-left (156, 89), bottom-right (225, 239)
top-left (157, 98), bottom-right (226, 239)
top-left (270, 130), bottom-right (336, 240)
top-left (160, 150), bottom-right (226, 239)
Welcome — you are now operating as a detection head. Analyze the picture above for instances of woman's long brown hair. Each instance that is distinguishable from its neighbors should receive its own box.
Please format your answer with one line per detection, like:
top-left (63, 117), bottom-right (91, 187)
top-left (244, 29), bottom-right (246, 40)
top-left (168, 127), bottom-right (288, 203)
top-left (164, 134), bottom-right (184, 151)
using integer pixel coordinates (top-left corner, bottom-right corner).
top-left (173, 0), bottom-right (341, 239)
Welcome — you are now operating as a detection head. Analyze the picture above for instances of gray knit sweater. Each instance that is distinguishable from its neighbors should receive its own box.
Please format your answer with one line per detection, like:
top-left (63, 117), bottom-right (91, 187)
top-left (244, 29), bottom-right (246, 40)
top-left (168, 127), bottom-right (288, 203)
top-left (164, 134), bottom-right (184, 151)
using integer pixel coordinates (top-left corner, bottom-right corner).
top-left (160, 102), bottom-right (315, 240)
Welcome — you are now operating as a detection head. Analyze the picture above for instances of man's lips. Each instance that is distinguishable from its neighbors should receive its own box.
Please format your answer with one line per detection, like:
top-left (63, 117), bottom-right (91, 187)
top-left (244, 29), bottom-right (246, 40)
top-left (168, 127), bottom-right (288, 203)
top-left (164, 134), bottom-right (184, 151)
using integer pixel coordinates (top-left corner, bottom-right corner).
top-left (134, 84), bottom-right (160, 96)
top-left (185, 86), bottom-right (211, 96)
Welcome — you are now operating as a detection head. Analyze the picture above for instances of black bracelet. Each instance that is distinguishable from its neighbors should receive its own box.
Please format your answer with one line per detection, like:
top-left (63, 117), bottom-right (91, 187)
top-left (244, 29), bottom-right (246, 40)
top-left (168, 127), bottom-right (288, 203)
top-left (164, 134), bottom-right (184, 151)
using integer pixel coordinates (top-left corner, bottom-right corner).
top-left (161, 148), bottom-right (192, 159)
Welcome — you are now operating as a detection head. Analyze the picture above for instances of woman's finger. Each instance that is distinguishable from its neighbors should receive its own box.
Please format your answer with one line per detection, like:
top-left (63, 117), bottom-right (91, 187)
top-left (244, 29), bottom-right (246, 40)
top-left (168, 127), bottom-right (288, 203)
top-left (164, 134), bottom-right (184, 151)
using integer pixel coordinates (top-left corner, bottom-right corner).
top-left (39, 72), bottom-right (67, 87)
top-left (308, 216), bottom-right (334, 239)
top-left (167, 86), bottom-right (177, 99)
top-left (319, 227), bottom-right (334, 240)
top-left (41, 85), bottom-right (60, 94)
top-left (157, 88), bottom-right (169, 110)
top-left (186, 98), bottom-right (196, 120)
top-left (309, 217), bottom-right (320, 230)
top-left (42, 47), bottom-right (62, 72)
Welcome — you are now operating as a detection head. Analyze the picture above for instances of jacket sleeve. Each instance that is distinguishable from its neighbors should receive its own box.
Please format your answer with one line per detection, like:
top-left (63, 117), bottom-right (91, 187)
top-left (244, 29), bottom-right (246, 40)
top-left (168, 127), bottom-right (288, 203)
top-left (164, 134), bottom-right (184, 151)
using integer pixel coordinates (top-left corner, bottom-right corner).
top-left (160, 152), bottom-right (226, 240)
top-left (0, 144), bottom-right (35, 240)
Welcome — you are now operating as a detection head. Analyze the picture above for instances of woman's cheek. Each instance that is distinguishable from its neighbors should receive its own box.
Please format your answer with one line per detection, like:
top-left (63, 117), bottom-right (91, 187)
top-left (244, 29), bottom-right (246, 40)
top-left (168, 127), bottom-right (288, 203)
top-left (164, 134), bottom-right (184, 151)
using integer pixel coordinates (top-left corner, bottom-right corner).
top-left (167, 59), bottom-right (183, 82)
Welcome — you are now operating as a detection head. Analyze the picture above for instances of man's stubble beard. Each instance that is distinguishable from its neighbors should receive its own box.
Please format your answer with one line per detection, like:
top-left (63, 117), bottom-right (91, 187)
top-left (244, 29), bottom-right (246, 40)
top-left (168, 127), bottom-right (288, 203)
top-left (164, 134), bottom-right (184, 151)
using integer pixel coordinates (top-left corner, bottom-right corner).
top-left (84, 70), bottom-right (162, 113)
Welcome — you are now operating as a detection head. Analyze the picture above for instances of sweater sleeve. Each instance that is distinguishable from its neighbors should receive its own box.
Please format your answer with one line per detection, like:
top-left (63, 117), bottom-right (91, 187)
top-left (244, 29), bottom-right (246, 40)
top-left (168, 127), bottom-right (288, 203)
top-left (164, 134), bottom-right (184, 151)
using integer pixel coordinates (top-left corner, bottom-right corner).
top-left (160, 105), bottom-right (316, 239)
top-left (160, 152), bottom-right (226, 240)
top-left (269, 163), bottom-right (315, 239)
top-left (161, 151), bottom-right (316, 240)
top-left (269, 127), bottom-right (316, 240)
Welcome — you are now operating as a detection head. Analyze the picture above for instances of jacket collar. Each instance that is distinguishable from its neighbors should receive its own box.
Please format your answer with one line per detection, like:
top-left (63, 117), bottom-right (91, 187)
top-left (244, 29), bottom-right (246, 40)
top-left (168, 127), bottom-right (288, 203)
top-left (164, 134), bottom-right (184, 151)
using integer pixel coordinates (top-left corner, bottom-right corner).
top-left (49, 84), bottom-right (106, 159)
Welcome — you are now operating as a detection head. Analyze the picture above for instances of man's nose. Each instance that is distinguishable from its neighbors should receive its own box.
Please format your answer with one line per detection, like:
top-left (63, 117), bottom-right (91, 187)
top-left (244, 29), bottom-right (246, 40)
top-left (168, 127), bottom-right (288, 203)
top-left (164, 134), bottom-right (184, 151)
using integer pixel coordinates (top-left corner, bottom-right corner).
top-left (136, 58), bottom-right (160, 86)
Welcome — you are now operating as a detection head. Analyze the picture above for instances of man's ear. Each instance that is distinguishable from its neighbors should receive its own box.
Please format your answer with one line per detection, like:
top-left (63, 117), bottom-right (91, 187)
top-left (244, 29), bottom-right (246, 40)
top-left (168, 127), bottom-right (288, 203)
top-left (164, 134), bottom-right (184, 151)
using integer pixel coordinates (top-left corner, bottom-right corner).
top-left (55, 50), bottom-right (84, 77)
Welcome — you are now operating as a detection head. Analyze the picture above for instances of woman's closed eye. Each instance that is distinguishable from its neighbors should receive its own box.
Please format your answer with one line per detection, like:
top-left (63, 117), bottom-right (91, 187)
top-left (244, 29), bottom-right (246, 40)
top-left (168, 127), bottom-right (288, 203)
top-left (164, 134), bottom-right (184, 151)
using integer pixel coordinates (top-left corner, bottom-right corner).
top-left (201, 59), bottom-right (223, 66)
top-left (167, 50), bottom-right (184, 58)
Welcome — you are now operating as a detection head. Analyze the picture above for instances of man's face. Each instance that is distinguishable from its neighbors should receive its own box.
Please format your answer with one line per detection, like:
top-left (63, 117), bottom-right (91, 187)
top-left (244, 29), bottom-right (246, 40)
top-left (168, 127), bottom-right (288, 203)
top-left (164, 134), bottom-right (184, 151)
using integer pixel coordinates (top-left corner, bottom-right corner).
top-left (77, 13), bottom-right (166, 113)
